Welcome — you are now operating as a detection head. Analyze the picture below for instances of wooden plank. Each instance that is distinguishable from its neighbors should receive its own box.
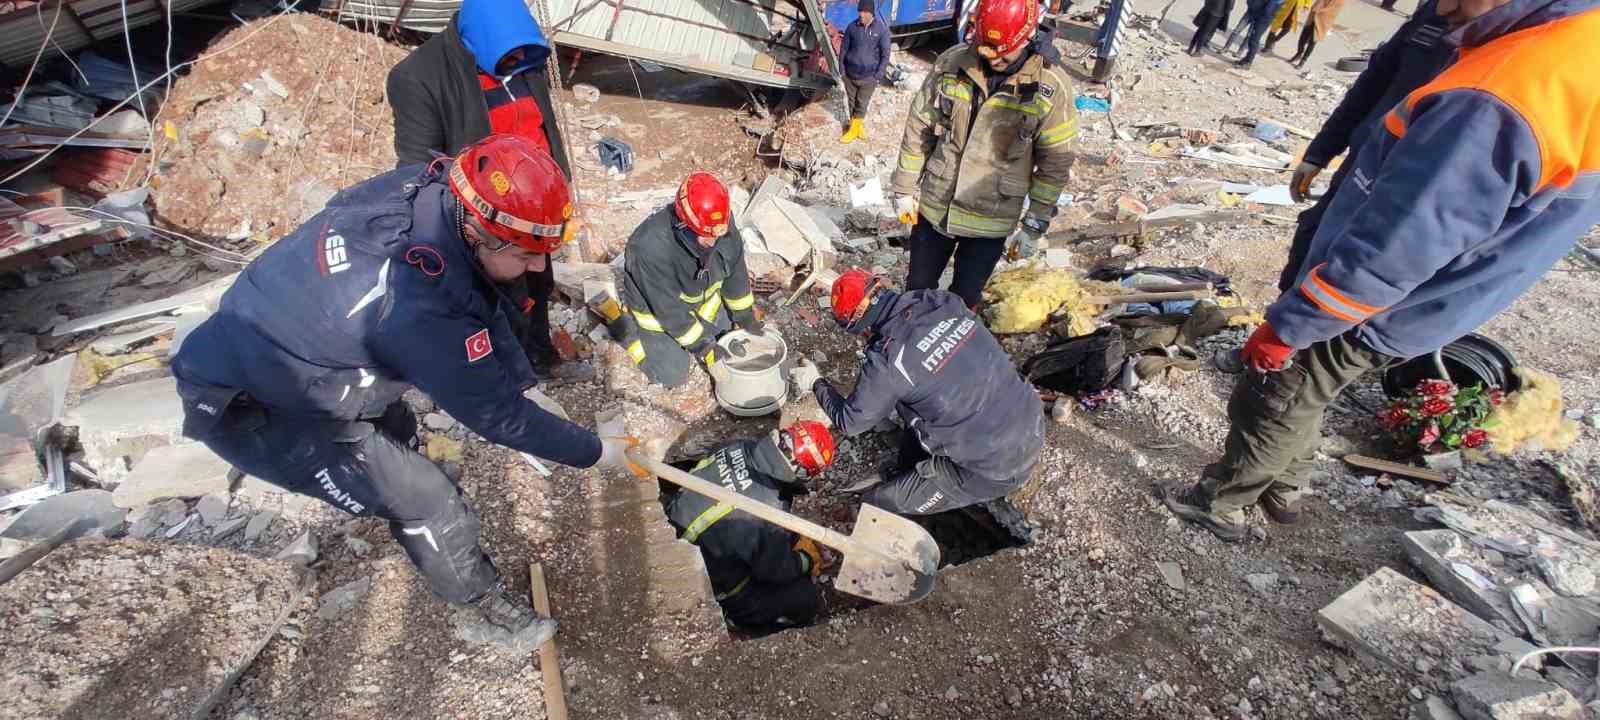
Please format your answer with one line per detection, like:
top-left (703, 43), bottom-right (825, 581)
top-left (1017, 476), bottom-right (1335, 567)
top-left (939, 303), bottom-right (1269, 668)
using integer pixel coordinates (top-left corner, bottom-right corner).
top-left (528, 562), bottom-right (569, 720)
top-left (1343, 454), bottom-right (1448, 484)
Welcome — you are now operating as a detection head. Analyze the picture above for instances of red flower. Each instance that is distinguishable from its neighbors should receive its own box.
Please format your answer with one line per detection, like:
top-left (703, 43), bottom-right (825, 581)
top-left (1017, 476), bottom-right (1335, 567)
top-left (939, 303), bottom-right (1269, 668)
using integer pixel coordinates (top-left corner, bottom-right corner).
top-left (1463, 428), bottom-right (1488, 449)
top-left (1488, 389), bottom-right (1506, 406)
top-left (1418, 422), bottom-right (1441, 448)
top-left (1377, 406), bottom-right (1409, 429)
top-left (1418, 379), bottom-right (1456, 397)
top-left (1421, 398), bottom-right (1453, 417)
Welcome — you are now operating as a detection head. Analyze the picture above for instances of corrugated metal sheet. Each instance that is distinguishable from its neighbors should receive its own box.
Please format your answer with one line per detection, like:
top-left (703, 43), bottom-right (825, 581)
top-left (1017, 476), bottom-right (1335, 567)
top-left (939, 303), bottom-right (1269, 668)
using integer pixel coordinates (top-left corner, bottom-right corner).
top-left (320, 0), bottom-right (836, 89)
top-left (0, 0), bottom-right (218, 70)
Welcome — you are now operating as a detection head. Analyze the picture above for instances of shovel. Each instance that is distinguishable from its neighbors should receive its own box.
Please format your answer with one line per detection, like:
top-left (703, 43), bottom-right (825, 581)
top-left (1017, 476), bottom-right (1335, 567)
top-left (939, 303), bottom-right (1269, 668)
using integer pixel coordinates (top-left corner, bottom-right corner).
top-left (631, 450), bottom-right (940, 604)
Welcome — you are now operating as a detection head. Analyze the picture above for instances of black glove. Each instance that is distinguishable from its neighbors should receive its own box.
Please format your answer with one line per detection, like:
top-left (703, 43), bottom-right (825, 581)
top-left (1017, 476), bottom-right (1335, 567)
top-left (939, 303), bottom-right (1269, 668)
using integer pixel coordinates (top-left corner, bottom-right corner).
top-left (741, 317), bottom-right (766, 336)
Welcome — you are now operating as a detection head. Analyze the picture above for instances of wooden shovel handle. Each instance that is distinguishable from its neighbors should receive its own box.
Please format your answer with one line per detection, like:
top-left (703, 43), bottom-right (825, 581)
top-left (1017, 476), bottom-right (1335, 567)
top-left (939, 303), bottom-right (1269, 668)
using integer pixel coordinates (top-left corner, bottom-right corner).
top-left (632, 450), bottom-right (863, 556)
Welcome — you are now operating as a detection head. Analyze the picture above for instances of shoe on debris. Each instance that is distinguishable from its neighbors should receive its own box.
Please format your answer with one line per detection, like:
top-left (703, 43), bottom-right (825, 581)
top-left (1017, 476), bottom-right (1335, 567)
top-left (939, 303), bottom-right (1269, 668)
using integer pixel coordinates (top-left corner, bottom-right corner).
top-left (453, 585), bottom-right (557, 653)
top-left (1259, 487), bottom-right (1302, 524)
top-left (1161, 483), bottom-right (1250, 543)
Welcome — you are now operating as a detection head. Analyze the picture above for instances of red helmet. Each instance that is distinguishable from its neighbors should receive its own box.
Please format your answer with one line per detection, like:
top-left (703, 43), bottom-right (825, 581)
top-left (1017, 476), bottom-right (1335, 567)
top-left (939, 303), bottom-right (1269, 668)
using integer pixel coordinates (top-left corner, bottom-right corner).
top-left (972, 0), bottom-right (1040, 59)
top-left (675, 171), bottom-right (731, 238)
top-left (784, 420), bottom-right (836, 475)
top-left (449, 134), bottom-right (573, 254)
top-left (830, 268), bottom-right (882, 332)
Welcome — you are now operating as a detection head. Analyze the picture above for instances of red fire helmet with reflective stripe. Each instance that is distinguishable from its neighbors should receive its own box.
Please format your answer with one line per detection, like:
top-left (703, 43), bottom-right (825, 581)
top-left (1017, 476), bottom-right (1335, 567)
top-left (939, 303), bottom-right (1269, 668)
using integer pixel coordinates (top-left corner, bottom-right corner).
top-left (675, 171), bottom-right (731, 238)
top-left (972, 0), bottom-right (1040, 58)
top-left (448, 134), bottom-right (573, 254)
top-left (830, 268), bottom-right (881, 329)
top-left (784, 420), bottom-right (836, 475)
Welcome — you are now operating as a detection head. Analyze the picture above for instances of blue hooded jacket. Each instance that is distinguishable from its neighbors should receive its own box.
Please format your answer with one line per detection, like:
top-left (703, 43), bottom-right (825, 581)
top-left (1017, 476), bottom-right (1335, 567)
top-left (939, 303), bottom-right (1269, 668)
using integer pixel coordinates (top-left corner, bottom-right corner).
top-left (1268, 0), bottom-right (1600, 359)
top-left (457, 0), bottom-right (550, 75)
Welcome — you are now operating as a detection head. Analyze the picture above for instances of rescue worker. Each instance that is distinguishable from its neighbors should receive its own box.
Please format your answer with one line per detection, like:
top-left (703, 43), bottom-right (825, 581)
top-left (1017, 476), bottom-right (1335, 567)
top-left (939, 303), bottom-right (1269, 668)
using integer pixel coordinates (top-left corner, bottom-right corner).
top-left (171, 135), bottom-right (646, 651)
top-left (1164, 0), bottom-right (1600, 542)
top-left (890, 0), bottom-right (1078, 310)
top-left (661, 421), bottom-right (836, 631)
top-left (791, 270), bottom-right (1045, 515)
top-left (617, 172), bottom-right (762, 388)
top-left (1276, 1), bottom-right (1452, 289)
top-left (386, 0), bottom-right (586, 381)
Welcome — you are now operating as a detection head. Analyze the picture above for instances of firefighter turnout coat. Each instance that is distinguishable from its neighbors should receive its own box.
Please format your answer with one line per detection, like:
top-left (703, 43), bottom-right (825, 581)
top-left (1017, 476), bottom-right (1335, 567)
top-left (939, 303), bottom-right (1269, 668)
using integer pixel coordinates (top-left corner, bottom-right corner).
top-left (664, 435), bottom-right (816, 600)
top-left (621, 206), bottom-right (758, 364)
top-left (890, 45), bottom-right (1079, 239)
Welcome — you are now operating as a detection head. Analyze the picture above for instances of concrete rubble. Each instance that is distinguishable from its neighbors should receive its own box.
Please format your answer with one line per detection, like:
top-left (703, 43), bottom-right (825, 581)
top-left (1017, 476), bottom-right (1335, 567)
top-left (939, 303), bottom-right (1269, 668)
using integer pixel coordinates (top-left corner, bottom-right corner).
top-left (1316, 567), bottom-right (1539, 679)
top-left (0, 541), bottom-right (308, 719)
top-left (1450, 671), bottom-right (1585, 720)
top-left (111, 441), bottom-right (233, 508)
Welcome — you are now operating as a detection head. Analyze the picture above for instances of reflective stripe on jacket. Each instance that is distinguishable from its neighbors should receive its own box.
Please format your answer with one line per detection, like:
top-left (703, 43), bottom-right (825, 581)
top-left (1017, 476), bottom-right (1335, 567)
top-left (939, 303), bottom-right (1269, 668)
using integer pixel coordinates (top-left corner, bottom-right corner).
top-left (1269, 0), bottom-right (1600, 358)
top-left (663, 435), bottom-right (811, 597)
top-left (890, 45), bottom-right (1078, 239)
top-left (621, 206), bottom-right (756, 354)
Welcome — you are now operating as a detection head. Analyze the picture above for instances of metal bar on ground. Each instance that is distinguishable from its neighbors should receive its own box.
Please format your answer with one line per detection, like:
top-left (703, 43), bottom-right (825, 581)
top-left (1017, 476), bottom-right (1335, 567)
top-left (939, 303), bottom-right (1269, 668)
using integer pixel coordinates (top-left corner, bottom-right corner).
top-left (528, 562), bottom-right (569, 720)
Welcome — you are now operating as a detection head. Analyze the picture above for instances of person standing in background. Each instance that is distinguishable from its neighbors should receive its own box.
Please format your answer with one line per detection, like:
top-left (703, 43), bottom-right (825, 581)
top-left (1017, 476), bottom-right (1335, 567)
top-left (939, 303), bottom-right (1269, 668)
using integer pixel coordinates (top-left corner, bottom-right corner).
top-left (839, 0), bottom-right (891, 144)
top-left (1262, 0), bottom-right (1313, 56)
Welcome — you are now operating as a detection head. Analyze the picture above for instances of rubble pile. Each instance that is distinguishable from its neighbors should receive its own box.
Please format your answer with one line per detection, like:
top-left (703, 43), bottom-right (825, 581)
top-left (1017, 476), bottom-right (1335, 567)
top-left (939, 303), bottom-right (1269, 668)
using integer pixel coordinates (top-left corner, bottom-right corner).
top-left (0, 540), bottom-right (307, 719)
top-left (147, 14), bottom-right (402, 243)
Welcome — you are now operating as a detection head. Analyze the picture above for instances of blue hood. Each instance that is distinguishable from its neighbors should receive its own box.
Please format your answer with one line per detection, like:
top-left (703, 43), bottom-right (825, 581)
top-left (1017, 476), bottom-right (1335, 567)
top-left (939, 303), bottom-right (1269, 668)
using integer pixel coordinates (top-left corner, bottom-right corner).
top-left (1448, 0), bottom-right (1598, 47)
top-left (457, 0), bottom-right (550, 76)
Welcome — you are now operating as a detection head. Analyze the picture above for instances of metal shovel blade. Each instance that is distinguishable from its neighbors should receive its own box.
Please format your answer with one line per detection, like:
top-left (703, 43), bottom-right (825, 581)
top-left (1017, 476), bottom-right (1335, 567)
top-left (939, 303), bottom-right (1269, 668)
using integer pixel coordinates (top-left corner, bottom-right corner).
top-left (834, 503), bottom-right (940, 605)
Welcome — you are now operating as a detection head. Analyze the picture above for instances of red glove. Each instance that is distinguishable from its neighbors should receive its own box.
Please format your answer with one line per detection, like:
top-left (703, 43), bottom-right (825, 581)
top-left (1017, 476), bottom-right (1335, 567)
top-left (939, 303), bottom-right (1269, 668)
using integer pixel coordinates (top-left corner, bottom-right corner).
top-left (1241, 323), bottom-right (1294, 372)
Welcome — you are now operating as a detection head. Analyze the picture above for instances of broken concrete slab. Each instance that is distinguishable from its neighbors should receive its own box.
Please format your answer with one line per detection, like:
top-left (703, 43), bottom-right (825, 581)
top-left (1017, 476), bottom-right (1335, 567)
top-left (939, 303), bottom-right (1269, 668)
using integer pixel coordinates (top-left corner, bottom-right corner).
top-left (66, 376), bottom-right (185, 478)
top-left (52, 272), bottom-right (238, 336)
top-left (0, 540), bottom-right (308, 719)
top-left (1402, 529), bottom-right (1521, 631)
top-left (196, 493), bottom-right (229, 527)
top-left (274, 530), bottom-right (318, 565)
top-left (243, 510), bottom-right (277, 542)
top-left (111, 441), bottom-right (232, 508)
top-left (1451, 671), bottom-right (1584, 720)
top-left (212, 515), bottom-right (248, 540)
top-left (88, 320), bottom-right (176, 355)
top-left (551, 262), bottom-right (615, 304)
top-left (316, 576), bottom-right (373, 620)
top-left (0, 489), bottom-right (126, 540)
top-left (1316, 567), bottom-right (1538, 680)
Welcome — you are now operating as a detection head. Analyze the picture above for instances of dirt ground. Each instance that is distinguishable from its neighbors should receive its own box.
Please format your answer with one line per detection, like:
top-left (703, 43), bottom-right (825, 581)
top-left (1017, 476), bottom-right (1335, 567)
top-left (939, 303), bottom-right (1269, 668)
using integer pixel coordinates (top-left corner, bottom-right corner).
top-left (4, 4), bottom-right (1599, 720)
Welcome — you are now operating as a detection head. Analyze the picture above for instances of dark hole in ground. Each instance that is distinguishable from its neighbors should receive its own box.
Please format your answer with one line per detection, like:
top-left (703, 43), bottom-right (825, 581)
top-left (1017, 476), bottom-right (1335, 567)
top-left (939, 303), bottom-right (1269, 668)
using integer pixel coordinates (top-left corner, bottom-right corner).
top-left (654, 457), bottom-right (1031, 640)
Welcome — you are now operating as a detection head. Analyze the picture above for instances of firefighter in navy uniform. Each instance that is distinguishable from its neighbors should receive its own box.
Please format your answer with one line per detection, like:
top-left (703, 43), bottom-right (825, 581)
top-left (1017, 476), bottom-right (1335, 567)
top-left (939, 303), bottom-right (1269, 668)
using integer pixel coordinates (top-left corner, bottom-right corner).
top-left (616, 172), bottom-right (762, 388)
top-left (170, 136), bottom-right (645, 653)
top-left (662, 421), bottom-right (837, 631)
top-left (791, 270), bottom-right (1044, 516)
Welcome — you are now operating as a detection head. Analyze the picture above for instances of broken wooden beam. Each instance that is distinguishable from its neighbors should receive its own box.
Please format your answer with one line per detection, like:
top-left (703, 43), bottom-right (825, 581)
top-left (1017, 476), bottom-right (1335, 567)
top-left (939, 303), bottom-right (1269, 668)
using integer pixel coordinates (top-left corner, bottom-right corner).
top-left (1045, 210), bottom-right (1254, 244)
top-left (528, 562), bottom-right (569, 720)
top-left (1343, 454), bottom-right (1449, 484)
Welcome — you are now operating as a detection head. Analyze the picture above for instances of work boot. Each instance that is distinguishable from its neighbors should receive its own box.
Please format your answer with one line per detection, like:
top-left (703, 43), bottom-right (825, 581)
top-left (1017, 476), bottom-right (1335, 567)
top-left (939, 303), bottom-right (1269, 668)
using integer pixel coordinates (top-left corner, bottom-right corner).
top-left (1161, 483), bottom-right (1250, 543)
top-left (1259, 487), bottom-right (1303, 524)
top-left (840, 118), bottom-right (863, 144)
top-left (456, 584), bottom-right (558, 653)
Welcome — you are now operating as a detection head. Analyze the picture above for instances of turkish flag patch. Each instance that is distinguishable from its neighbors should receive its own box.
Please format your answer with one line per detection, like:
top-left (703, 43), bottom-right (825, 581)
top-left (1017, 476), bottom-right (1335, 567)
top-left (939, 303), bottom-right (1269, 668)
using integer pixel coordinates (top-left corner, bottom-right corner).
top-left (465, 329), bottom-right (493, 363)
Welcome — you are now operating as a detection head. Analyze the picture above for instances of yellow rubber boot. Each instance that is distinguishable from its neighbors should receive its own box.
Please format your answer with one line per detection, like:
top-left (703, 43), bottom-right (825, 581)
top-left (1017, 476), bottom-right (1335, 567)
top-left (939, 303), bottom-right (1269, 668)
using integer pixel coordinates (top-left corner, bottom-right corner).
top-left (856, 119), bottom-right (868, 141)
top-left (839, 118), bottom-right (862, 144)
